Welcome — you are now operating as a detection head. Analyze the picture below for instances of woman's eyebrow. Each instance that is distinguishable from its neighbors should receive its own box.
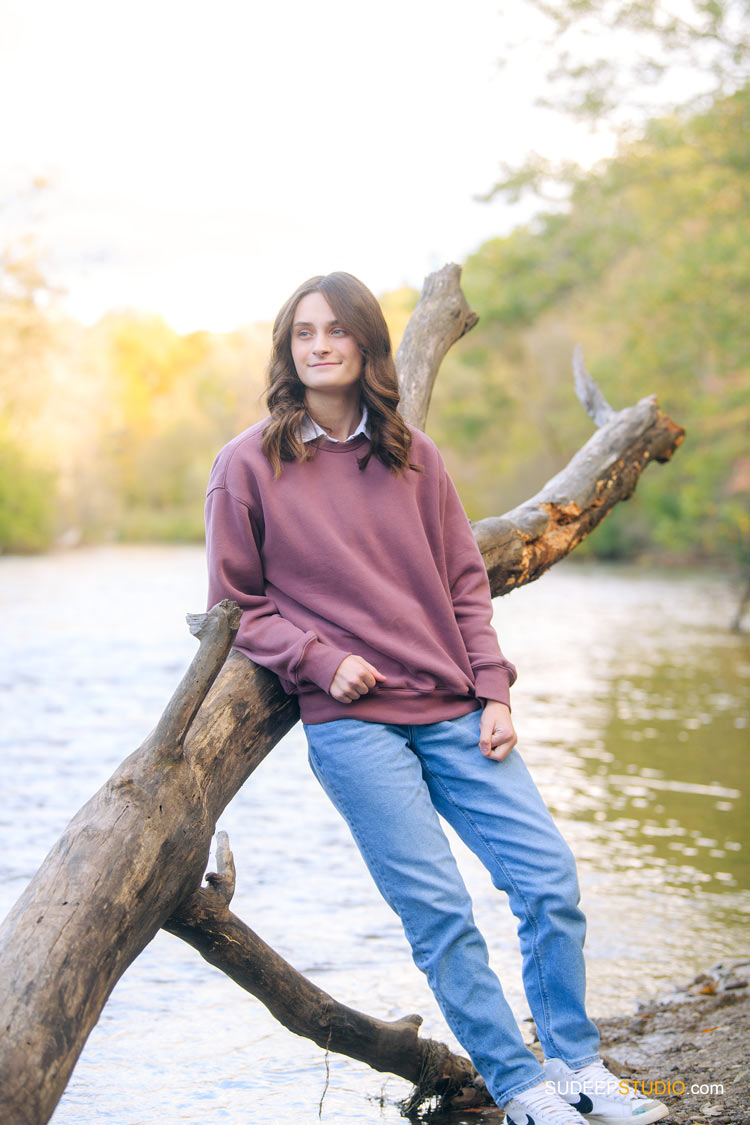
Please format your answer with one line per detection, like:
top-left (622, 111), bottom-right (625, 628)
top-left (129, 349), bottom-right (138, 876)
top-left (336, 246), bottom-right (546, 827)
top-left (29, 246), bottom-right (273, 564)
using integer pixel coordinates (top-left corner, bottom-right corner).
top-left (292, 319), bottom-right (341, 329)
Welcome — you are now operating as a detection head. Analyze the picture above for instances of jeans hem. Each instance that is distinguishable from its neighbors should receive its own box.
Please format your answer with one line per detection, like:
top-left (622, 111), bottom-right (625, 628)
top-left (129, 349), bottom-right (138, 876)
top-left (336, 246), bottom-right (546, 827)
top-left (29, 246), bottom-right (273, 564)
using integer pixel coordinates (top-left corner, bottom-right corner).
top-left (561, 1051), bottom-right (602, 1069)
top-left (499, 1070), bottom-right (547, 1107)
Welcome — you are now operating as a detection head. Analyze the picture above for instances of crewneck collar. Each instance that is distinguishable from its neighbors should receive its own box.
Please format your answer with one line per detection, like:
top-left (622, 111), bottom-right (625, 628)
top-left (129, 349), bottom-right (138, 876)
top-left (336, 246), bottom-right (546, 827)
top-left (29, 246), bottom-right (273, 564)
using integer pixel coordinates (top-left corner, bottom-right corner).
top-left (300, 404), bottom-right (370, 444)
top-left (314, 432), bottom-right (370, 453)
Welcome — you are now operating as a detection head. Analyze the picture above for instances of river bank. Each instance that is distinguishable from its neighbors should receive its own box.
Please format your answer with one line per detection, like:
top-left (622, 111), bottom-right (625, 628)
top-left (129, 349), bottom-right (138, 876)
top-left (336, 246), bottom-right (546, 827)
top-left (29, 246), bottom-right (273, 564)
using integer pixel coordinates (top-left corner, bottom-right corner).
top-left (592, 958), bottom-right (750, 1124)
top-left (433, 960), bottom-right (750, 1124)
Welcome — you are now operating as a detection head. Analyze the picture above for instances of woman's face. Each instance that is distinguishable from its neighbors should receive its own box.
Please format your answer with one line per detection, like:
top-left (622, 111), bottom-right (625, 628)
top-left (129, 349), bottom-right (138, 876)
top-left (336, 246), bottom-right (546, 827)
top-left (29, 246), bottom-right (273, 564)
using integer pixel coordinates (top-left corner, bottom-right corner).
top-left (290, 291), bottom-right (363, 396)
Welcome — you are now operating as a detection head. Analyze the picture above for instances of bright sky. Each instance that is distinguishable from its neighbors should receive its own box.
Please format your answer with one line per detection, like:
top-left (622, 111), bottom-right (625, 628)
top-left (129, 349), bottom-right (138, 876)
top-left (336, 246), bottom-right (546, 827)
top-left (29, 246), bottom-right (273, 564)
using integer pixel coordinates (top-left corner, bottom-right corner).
top-left (1, 0), bottom-right (617, 331)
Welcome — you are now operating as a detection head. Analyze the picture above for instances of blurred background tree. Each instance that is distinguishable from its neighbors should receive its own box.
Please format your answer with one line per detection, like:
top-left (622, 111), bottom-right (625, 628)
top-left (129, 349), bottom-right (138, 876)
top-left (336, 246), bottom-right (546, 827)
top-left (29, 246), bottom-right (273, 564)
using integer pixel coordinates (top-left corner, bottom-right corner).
top-left (0, 1), bottom-right (747, 562)
top-left (0, 219), bottom-right (270, 551)
top-left (431, 86), bottom-right (749, 565)
top-left (428, 0), bottom-right (749, 564)
top-left (489, 0), bottom-right (749, 201)
top-left (0, 206), bottom-right (61, 552)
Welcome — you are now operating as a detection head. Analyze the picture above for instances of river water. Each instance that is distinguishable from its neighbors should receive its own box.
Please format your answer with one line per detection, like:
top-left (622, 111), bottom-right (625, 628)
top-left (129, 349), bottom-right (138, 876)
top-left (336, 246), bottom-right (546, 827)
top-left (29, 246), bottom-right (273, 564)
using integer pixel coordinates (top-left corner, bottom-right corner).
top-left (1, 546), bottom-right (748, 1124)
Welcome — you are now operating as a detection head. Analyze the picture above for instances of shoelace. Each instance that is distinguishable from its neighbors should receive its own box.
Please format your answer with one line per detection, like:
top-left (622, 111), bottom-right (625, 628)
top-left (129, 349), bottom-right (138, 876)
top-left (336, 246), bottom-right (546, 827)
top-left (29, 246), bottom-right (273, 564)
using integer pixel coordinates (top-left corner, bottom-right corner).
top-left (572, 1061), bottom-right (642, 1103)
top-left (515, 1080), bottom-right (587, 1124)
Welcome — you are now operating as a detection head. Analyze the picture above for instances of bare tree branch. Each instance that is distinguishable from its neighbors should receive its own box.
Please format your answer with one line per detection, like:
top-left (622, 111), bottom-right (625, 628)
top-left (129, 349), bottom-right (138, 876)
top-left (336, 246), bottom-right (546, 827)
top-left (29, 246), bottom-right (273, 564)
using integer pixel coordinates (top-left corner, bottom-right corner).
top-left (573, 343), bottom-right (616, 427)
top-left (163, 833), bottom-right (493, 1112)
top-left (475, 390), bottom-right (685, 596)
top-left (396, 263), bottom-right (479, 429)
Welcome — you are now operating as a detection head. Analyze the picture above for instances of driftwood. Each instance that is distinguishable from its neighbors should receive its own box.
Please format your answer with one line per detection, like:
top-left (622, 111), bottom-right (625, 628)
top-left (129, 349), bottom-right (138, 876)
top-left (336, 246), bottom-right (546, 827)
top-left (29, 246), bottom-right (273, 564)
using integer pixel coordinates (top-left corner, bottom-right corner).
top-left (474, 346), bottom-right (686, 596)
top-left (395, 265), bottom-right (479, 429)
top-left (164, 832), bottom-right (483, 1114)
top-left (0, 264), bottom-right (685, 1125)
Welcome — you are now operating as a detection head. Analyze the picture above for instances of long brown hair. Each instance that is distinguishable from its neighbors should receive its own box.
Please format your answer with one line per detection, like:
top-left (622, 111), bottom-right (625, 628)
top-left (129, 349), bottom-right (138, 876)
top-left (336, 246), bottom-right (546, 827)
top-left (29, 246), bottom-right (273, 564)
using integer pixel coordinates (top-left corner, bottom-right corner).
top-left (262, 272), bottom-right (418, 477)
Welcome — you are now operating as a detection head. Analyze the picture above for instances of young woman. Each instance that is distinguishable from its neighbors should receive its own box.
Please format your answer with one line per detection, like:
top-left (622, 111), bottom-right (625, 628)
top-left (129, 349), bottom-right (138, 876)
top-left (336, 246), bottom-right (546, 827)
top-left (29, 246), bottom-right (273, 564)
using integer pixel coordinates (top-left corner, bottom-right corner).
top-left (205, 272), bottom-right (668, 1125)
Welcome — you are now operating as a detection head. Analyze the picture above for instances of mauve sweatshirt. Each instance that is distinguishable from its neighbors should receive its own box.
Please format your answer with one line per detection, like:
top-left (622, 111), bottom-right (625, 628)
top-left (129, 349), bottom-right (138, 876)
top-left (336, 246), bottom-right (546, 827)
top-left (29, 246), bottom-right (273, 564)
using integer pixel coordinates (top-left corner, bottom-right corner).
top-left (205, 419), bottom-right (516, 725)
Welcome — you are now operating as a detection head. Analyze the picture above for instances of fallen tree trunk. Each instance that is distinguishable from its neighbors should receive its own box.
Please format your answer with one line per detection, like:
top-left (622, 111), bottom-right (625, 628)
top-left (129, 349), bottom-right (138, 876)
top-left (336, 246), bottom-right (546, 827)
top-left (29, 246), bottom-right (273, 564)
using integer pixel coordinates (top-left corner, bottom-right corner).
top-left (0, 265), bottom-right (685, 1125)
top-left (0, 603), bottom-right (299, 1125)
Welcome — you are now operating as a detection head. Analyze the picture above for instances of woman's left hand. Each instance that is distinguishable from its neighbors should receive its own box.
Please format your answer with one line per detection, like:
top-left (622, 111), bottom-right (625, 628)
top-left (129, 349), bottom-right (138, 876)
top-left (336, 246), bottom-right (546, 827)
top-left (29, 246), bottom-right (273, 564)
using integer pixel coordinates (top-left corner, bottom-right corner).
top-left (479, 701), bottom-right (517, 761)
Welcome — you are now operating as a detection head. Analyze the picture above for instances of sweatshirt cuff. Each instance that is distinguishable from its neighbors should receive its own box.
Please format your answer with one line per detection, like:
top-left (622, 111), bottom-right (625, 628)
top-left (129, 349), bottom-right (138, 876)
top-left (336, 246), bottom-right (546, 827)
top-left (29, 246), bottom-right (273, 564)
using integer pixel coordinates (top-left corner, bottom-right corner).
top-left (473, 665), bottom-right (513, 709)
top-left (297, 638), bottom-right (353, 694)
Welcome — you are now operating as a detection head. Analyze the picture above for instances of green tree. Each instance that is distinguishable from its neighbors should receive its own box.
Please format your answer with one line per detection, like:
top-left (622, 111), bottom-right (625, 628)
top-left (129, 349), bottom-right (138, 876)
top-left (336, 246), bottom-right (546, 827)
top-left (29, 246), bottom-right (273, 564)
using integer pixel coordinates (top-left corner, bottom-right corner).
top-left (431, 89), bottom-right (749, 562)
top-left (489, 0), bottom-right (749, 203)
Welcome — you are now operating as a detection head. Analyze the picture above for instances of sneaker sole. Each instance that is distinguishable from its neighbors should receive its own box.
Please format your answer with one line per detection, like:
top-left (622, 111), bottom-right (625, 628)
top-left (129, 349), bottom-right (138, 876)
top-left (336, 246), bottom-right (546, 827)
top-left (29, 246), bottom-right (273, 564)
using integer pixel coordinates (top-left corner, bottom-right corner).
top-left (585, 1104), bottom-right (669, 1125)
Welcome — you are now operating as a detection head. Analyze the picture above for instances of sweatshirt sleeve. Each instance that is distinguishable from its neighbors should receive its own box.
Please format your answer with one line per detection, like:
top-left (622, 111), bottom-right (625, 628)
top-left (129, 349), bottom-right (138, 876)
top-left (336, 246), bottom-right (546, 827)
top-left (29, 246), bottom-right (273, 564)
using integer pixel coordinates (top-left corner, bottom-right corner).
top-left (439, 463), bottom-right (517, 708)
top-left (205, 483), bottom-right (352, 694)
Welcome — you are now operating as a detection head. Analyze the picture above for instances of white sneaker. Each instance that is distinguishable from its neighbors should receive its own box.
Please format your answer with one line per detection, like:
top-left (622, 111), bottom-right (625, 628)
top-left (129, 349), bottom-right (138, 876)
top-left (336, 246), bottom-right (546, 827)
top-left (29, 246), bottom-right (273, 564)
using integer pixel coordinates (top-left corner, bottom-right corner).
top-left (543, 1058), bottom-right (669, 1124)
top-left (504, 1079), bottom-right (589, 1125)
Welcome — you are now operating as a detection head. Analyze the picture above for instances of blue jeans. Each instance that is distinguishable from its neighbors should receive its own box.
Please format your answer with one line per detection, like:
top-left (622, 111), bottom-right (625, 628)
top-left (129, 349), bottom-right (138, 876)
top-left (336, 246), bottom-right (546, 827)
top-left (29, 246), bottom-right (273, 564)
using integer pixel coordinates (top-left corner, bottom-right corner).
top-left (304, 709), bottom-right (600, 1106)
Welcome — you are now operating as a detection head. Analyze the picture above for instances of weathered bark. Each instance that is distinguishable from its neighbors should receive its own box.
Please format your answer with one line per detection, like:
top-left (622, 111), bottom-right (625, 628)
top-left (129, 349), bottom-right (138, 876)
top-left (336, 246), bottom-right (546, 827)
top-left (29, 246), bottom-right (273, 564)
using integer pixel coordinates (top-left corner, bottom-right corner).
top-left (0, 608), bottom-right (300, 1125)
top-left (0, 264), bottom-right (685, 1125)
top-left (395, 262), bottom-right (479, 428)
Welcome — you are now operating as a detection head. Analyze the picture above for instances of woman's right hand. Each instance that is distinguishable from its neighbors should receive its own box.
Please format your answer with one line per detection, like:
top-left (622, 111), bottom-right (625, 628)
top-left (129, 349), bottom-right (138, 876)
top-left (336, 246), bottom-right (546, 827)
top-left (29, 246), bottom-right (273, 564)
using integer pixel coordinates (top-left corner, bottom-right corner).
top-left (329, 655), bottom-right (387, 703)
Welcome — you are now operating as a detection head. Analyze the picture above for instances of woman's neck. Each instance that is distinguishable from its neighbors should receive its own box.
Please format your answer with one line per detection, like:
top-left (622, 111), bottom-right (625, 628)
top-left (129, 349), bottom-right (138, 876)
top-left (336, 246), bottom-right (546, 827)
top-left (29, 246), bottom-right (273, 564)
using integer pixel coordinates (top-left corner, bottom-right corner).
top-left (304, 390), bottom-right (363, 442)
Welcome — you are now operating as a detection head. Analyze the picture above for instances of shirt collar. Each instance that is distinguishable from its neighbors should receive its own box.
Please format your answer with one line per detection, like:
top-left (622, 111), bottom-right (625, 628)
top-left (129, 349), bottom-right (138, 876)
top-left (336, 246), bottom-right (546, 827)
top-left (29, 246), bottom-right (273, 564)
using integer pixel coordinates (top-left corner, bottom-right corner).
top-left (300, 404), bottom-right (370, 444)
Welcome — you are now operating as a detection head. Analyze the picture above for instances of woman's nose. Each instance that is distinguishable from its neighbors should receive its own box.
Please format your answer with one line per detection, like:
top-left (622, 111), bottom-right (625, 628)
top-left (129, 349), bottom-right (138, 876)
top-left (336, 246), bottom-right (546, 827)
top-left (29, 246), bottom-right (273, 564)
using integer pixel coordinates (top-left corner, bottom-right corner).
top-left (312, 336), bottom-right (330, 355)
